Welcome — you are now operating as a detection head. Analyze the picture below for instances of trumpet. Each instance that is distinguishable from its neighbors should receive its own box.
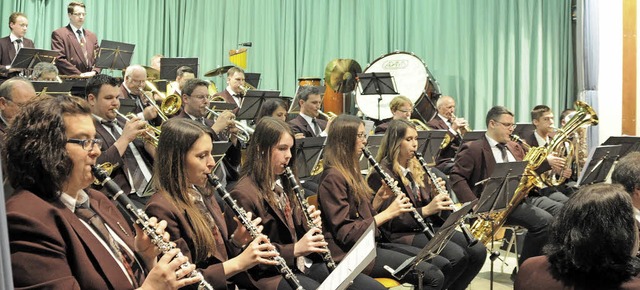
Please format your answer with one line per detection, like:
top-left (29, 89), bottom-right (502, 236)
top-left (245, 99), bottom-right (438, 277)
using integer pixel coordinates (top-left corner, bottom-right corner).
top-left (114, 109), bottom-right (160, 147)
top-left (204, 107), bottom-right (253, 143)
top-left (451, 113), bottom-right (471, 133)
top-left (318, 110), bottom-right (337, 121)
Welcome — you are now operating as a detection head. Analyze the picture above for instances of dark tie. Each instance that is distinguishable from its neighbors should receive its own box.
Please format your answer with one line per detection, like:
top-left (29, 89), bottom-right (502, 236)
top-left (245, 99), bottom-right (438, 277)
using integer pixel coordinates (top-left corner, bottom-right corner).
top-left (405, 171), bottom-right (422, 202)
top-left (233, 94), bottom-right (243, 106)
top-left (76, 29), bottom-right (89, 64)
top-left (101, 120), bottom-right (148, 194)
top-left (75, 202), bottom-right (144, 287)
top-left (14, 38), bottom-right (22, 52)
top-left (196, 117), bottom-right (206, 126)
top-left (192, 191), bottom-right (228, 260)
top-left (496, 143), bottom-right (508, 162)
top-left (312, 118), bottom-right (321, 136)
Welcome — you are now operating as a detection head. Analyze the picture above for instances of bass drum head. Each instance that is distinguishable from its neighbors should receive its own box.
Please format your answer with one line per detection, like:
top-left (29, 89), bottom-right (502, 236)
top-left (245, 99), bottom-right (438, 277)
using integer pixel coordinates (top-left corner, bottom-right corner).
top-left (355, 51), bottom-right (428, 120)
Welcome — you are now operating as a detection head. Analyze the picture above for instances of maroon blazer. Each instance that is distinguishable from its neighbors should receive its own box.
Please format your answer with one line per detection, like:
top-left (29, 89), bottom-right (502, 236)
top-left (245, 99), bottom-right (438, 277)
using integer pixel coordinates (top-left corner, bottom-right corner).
top-left (515, 255), bottom-right (640, 290)
top-left (427, 116), bottom-right (462, 164)
top-left (367, 159), bottom-right (435, 245)
top-left (288, 114), bottom-right (327, 138)
top-left (228, 176), bottom-right (306, 289)
top-left (92, 116), bottom-right (154, 196)
top-left (374, 119), bottom-right (391, 134)
top-left (51, 25), bottom-right (100, 75)
top-left (0, 36), bottom-right (34, 66)
top-left (8, 188), bottom-right (139, 289)
top-left (317, 167), bottom-right (378, 275)
top-left (145, 192), bottom-right (230, 290)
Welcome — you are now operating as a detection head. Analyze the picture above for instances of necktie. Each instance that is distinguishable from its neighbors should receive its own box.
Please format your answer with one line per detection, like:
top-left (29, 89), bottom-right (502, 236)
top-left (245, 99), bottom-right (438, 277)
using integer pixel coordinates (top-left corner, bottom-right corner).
top-left (405, 171), bottom-right (422, 202)
top-left (191, 190), bottom-right (228, 260)
top-left (496, 143), bottom-right (508, 162)
top-left (233, 94), bottom-right (243, 107)
top-left (75, 202), bottom-right (144, 287)
top-left (14, 38), bottom-right (22, 52)
top-left (312, 118), bottom-right (321, 136)
top-left (102, 120), bottom-right (148, 194)
top-left (196, 117), bottom-right (206, 126)
top-left (76, 29), bottom-right (89, 65)
top-left (274, 184), bottom-right (305, 271)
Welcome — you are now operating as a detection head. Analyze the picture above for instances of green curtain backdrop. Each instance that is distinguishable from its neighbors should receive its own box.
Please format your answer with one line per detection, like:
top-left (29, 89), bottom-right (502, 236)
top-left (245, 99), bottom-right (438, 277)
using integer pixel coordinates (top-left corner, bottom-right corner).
top-left (1, 0), bottom-right (574, 128)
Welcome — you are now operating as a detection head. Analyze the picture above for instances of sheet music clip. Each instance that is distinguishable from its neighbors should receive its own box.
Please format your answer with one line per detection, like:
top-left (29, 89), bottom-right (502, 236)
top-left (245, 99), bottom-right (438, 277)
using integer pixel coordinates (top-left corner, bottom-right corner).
top-left (357, 72), bottom-right (398, 120)
top-left (235, 90), bottom-right (281, 121)
top-left (576, 144), bottom-right (622, 186)
top-left (95, 40), bottom-right (135, 70)
top-left (294, 136), bottom-right (326, 179)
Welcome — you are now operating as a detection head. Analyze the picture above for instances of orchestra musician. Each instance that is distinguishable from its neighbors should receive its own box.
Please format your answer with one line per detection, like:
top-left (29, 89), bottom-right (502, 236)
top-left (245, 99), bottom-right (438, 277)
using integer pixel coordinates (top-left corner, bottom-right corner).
top-left (31, 61), bottom-right (59, 81)
top-left (145, 118), bottom-right (279, 290)
top-left (0, 12), bottom-right (34, 67)
top-left (374, 95), bottom-right (413, 134)
top-left (150, 54), bottom-right (163, 72)
top-left (318, 114), bottom-right (446, 289)
top-left (288, 86), bottom-right (327, 138)
top-left (87, 74), bottom-right (155, 208)
top-left (449, 106), bottom-right (557, 274)
top-left (256, 98), bottom-right (288, 123)
top-left (214, 66), bottom-right (245, 114)
top-left (0, 77), bottom-right (36, 142)
top-left (426, 95), bottom-right (469, 174)
top-left (612, 152), bottom-right (640, 223)
top-left (167, 66), bottom-right (195, 96)
top-left (51, 2), bottom-right (100, 76)
top-left (229, 117), bottom-right (386, 289)
top-left (367, 119), bottom-right (487, 290)
top-left (120, 64), bottom-right (161, 125)
top-left (5, 94), bottom-right (200, 289)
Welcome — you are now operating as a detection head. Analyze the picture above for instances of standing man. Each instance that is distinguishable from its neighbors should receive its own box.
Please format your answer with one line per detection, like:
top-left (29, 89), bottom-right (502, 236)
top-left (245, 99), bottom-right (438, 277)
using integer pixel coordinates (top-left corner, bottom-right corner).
top-left (213, 66), bottom-right (245, 114)
top-left (0, 12), bottom-right (34, 66)
top-left (427, 95), bottom-right (469, 174)
top-left (51, 2), bottom-right (100, 76)
top-left (288, 86), bottom-right (328, 138)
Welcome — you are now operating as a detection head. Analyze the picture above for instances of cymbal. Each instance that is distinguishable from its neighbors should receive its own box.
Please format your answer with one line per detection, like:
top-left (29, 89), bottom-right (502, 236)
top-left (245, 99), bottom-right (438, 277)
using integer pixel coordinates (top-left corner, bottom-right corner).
top-left (143, 66), bottom-right (160, 80)
top-left (324, 59), bottom-right (362, 93)
top-left (205, 65), bottom-right (234, 77)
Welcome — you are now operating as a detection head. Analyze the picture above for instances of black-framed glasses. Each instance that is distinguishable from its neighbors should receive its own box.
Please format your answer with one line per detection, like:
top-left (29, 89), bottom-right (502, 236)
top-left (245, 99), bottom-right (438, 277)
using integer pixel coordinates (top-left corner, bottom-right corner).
top-left (67, 138), bottom-right (103, 151)
top-left (494, 121), bottom-right (517, 129)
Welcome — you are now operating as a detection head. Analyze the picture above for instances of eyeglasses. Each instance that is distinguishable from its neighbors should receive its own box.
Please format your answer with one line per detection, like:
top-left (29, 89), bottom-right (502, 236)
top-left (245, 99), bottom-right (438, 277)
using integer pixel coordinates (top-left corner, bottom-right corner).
top-left (71, 12), bottom-right (86, 17)
top-left (356, 133), bottom-right (367, 140)
top-left (67, 138), bottom-right (103, 151)
top-left (494, 121), bottom-right (517, 129)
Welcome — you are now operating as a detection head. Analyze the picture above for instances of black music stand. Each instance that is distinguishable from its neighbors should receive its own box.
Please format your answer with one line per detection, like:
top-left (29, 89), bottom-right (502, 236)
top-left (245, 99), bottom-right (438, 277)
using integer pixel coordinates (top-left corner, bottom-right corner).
top-left (385, 201), bottom-right (477, 287)
top-left (208, 101), bottom-right (237, 112)
top-left (8, 48), bottom-right (58, 75)
top-left (417, 130), bottom-right (448, 165)
top-left (294, 136), bottom-right (326, 179)
top-left (602, 136), bottom-right (640, 159)
top-left (119, 99), bottom-right (137, 115)
top-left (160, 57), bottom-right (199, 80)
top-left (95, 40), bottom-right (135, 71)
top-left (577, 144), bottom-right (622, 186)
top-left (245, 72), bottom-right (261, 88)
top-left (359, 134), bottom-right (384, 173)
top-left (32, 81), bottom-right (72, 96)
top-left (211, 141), bottom-right (232, 173)
top-left (357, 72), bottom-right (397, 120)
top-left (512, 123), bottom-right (535, 139)
top-left (235, 90), bottom-right (281, 122)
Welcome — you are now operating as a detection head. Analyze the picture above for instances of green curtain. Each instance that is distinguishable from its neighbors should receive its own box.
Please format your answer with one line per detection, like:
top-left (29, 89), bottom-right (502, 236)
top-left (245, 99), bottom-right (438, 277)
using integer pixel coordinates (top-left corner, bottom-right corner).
top-left (1, 0), bottom-right (574, 127)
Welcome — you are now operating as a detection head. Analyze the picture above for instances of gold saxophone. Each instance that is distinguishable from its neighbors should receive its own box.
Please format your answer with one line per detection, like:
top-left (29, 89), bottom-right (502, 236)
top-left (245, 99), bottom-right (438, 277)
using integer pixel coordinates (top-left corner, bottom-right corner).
top-left (470, 101), bottom-right (598, 245)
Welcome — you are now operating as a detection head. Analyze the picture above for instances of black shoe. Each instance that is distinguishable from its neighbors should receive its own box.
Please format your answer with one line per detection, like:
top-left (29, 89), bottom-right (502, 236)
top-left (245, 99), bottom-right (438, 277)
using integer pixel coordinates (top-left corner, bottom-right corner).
top-left (510, 268), bottom-right (518, 282)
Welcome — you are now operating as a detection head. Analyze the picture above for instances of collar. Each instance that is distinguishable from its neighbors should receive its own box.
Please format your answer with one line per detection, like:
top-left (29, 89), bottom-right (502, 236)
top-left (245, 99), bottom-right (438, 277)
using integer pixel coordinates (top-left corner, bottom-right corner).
top-left (92, 113), bottom-right (115, 124)
top-left (185, 111), bottom-right (202, 121)
top-left (59, 189), bottom-right (90, 212)
top-left (437, 113), bottom-right (450, 123)
top-left (534, 130), bottom-right (549, 146)
top-left (0, 112), bottom-right (9, 127)
top-left (635, 208), bottom-right (640, 225)
top-left (69, 23), bottom-right (83, 34)
top-left (485, 134), bottom-right (501, 148)
top-left (226, 87), bottom-right (240, 96)
top-left (9, 33), bottom-right (21, 43)
top-left (299, 112), bottom-right (314, 125)
top-left (399, 165), bottom-right (410, 177)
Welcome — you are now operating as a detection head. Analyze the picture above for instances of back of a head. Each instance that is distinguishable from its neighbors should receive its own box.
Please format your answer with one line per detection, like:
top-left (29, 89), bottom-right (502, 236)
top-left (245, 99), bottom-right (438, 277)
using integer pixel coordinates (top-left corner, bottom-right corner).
top-left (612, 151), bottom-right (640, 195)
top-left (545, 183), bottom-right (640, 288)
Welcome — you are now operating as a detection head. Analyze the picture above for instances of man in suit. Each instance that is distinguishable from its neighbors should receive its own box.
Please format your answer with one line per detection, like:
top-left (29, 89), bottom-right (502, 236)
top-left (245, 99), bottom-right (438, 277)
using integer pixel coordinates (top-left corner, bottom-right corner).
top-left (177, 78), bottom-right (242, 190)
top-left (167, 65), bottom-right (195, 96)
top-left (427, 95), bottom-right (469, 174)
top-left (87, 74), bottom-right (155, 208)
top-left (120, 64), bottom-right (161, 125)
top-left (449, 106), bottom-right (558, 269)
top-left (5, 94), bottom-right (199, 289)
top-left (0, 12), bottom-right (34, 66)
top-left (51, 2), bottom-right (100, 76)
top-left (288, 86), bottom-right (328, 138)
top-left (0, 77), bottom-right (35, 141)
top-left (213, 66), bottom-right (245, 114)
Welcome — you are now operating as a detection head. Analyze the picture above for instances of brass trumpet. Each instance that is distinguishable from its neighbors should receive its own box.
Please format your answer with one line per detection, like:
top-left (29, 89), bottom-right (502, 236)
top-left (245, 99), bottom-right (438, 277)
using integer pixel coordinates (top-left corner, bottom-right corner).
top-left (204, 106), bottom-right (253, 143)
top-left (318, 110), bottom-right (337, 121)
top-left (451, 113), bottom-right (471, 133)
top-left (114, 109), bottom-right (160, 147)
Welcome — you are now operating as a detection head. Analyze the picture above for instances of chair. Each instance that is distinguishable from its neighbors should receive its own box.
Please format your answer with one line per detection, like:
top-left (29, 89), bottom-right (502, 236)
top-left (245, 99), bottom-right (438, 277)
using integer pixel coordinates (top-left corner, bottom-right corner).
top-left (500, 225), bottom-right (525, 272)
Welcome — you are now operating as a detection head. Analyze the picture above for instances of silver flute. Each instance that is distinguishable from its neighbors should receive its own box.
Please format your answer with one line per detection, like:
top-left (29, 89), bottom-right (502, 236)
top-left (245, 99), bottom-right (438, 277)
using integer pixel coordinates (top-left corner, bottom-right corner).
top-left (206, 174), bottom-right (304, 290)
top-left (283, 167), bottom-right (336, 271)
top-left (90, 166), bottom-right (213, 290)
top-left (362, 148), bottom-right (435, 239)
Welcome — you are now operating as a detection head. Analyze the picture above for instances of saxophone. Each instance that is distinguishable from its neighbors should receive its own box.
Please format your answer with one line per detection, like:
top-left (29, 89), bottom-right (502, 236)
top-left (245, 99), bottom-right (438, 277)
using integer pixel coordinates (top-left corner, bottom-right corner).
top-left (283, 167), bottom-right (336, 271)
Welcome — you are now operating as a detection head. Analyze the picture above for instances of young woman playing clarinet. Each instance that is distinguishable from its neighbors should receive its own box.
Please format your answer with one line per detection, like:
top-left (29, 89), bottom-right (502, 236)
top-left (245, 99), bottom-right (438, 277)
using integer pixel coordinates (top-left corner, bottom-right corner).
top-left (145, 118), bottom-right (279, 289)
top-left (368, 119), bottom-right (487, 290)
top-left (230, 117), bottom-right (386, 289)
top-left (318, 114), bottom-right (446, 290)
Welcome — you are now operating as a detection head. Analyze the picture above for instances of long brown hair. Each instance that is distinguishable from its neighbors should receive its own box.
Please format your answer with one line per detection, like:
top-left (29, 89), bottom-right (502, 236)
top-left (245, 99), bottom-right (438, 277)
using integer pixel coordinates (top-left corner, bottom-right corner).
top-left (241, 117), bottom-right (297, 209)
top-left (154, 118), bottom-right (217, 263)
top-left (324, 114), bottom-right (372, 204)
top-left (376, 119), bottom-right (425, 187)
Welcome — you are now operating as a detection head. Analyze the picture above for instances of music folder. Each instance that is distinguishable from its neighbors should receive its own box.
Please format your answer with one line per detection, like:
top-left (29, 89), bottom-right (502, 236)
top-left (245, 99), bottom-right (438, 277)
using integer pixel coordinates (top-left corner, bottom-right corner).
top-left (9, 48), bottom-right (58, 71)
top-left (118, 99), bottom-right (137, 115)
top-left (208, 101), bottom-right (237, 112)
top-left (577, 144), bottom-right (622, 186)
top-left (160, 57), bottom-right (199, 80)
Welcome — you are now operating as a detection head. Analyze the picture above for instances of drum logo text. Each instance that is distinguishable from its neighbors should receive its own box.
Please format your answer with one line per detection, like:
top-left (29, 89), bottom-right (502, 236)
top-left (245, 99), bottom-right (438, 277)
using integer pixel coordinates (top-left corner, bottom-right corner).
top-left (382, 60), bottom-right (409, 70)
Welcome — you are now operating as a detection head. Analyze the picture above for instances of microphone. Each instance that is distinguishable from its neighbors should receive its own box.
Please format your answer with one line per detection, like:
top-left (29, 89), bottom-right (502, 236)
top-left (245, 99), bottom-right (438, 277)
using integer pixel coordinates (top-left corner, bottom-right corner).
top-left (238, 42), bottom-right (252, 47)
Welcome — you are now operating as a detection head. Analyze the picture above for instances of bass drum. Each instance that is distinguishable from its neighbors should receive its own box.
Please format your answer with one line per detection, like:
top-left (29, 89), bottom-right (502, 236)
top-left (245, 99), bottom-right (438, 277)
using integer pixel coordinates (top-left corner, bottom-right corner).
top-left (355, 51), bottom-right (428, 120)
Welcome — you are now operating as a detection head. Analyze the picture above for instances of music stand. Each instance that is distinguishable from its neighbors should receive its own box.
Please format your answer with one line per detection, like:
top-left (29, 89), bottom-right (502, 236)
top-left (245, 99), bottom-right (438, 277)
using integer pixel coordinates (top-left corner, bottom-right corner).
top-left (32, 81), bottom-right (72, 96)
top-left (294, 136), bottom-right (326, 179)
top-left (244, 72), bottom-right (261, 88)
top-left (602, 136), bottom-right (640, 159)
top-left (417, 130), bottom-right (448, 165)
top-left (95, 40), bottom-right (135, 71)
top-left (235, 90), bottom-right (281, 122)
top-left (160, 57), bottom-right (199, 80)
top-left (359, 135), bottom-right (384, 173)
top-left (385, 201), bottom-right (477, 284)
top-left (357, 72), bottom-right (398, 120)
top-left (577, 144), bottom-right (622, 186)
top-left (208, 101), bottom-right (237, 112)
top-left (211, 141), bottom-right (232, 173)
top-left (8, 48), bottom-right (58, 75)
top-left (512, 123), bottom-right (535, 138)
top-left (119, 99), bottom-right (137, 115)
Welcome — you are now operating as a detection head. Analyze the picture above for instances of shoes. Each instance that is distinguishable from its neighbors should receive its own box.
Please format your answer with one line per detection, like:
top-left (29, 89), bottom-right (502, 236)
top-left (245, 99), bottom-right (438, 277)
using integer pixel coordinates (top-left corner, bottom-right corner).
top-left (510, 268), bottom-right (518, 282)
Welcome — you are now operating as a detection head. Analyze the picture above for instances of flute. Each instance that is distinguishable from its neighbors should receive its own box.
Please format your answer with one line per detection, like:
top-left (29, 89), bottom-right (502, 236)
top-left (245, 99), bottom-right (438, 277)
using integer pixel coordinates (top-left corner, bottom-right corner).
top-left (283, 167), bottom-right (336, 271)
top-left (414, 152), bottom-right (478, 246)
top-left (90, 166), bottom-right (214, 290)
top-left (362, 148), bottom-right (435, 239)
top-left (206, 174), bottom-right (304, 290)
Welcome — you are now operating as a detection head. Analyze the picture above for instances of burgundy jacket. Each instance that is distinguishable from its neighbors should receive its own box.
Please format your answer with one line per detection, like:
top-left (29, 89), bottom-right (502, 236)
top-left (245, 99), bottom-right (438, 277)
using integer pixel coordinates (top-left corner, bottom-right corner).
top-left (288, 114), bottom-right (327, 138)
top-left (0, 35), bottom-right (34, 66)
top-left (51, 25), bottom-right (100, 75)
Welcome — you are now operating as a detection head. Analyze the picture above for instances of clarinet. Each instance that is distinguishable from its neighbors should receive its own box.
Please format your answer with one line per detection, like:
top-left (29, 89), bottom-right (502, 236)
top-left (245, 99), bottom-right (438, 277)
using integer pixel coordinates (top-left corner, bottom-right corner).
top-left (206, 174), bottom-right (304, 290)
top-left (90, 166), bottom-right (214, 290)
top-left (283, 167), bottom-right (337, 271)
top-left (361, 148), bottom-right (435, 239)
top-left (414, 152), bottom-right (478, 246)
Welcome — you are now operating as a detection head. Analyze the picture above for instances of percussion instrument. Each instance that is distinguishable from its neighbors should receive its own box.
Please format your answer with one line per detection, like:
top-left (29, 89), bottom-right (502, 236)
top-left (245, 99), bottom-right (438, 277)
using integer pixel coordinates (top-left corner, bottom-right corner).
top-left (298, 77), bottom-right (322, 87)
top-left (323, 59), bottom-right (361, 114)
top-left (204, 65), bottom-right (234, 77)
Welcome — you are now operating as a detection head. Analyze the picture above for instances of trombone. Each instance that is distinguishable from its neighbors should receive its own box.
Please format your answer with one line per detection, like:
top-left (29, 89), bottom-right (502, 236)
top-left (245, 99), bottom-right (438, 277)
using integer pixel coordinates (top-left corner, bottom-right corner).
top-left (204, 106), bottom-right (253, 143)
top-left (140, 81), bottom-right (182, 122)
top-left (114, 109), bottom-right (160, 147)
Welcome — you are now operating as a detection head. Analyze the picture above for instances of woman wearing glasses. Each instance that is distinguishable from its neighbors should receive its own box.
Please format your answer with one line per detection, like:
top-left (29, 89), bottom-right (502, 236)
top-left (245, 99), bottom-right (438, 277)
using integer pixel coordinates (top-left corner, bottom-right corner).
top-left (368, 119), bottom-right (486, 290)
top-left (318, 114), bottom-right (446, 289)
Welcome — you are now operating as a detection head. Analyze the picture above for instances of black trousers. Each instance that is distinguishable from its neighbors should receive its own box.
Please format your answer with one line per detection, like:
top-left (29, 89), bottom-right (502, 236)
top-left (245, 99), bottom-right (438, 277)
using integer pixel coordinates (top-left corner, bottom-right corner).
top-left (505, 198), bottom-right (555, 265)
